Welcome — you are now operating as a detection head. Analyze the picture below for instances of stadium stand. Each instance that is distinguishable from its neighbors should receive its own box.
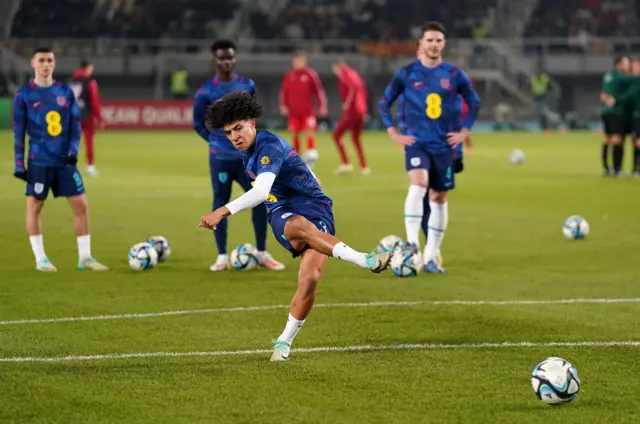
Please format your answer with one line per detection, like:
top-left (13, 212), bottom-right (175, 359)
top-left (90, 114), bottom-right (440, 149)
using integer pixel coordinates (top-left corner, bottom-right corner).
top-left (11, 0), bottom-right (496, 41)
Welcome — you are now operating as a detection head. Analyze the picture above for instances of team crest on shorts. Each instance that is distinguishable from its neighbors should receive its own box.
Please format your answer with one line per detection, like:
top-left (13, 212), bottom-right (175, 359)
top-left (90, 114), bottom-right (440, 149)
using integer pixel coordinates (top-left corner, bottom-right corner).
top-left (34, 183), bottom-right (44, 194)
top-left (440, 79), bottom-right (450, 89)
top-left (57, 96), bottom-right (67, 106)
top-left (260, 156), bottom-right (270, 165)
top-left (410, 157), bottom-right (421, 167)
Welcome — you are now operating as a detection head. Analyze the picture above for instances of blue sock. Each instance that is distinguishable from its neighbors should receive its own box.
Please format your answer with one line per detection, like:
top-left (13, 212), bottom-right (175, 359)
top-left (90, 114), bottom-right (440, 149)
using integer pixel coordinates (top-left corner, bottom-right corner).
top-left (252, 205), bottom-right (268, 252)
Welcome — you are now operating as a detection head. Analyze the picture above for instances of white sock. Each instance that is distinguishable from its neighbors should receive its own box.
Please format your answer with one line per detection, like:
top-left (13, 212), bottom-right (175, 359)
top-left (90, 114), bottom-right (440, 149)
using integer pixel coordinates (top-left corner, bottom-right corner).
top-left (331, 242), bottom-right (368, 268)
top-left (278, 313), bottom-right (305, 345)
top-left (424, 201), bottom-right (448, 262)
top-left (29, 235), bottom-right (47, 262)
top-left (404, 185), bottom-right (427, 246)
top-left (77, 235), bottom-right (91, 260)
top-left (217, 254), bottom-right (229, 261)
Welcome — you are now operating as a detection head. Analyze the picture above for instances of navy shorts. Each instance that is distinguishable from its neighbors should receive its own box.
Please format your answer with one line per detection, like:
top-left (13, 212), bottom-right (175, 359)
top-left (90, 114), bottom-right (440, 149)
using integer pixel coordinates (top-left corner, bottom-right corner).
top-left (26, 165), bottom-right (85, 200)
top-left (405, 144), bottom-right (455, 191)
top-left (268, 202), bottom-right (336, 258)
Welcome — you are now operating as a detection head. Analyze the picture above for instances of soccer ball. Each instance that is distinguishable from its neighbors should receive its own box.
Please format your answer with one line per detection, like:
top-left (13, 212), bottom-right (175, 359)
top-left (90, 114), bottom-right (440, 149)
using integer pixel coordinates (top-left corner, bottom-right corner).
top-left (230, 243), bottom-right (259, 270)
top-left (377, 235), bottom-right (403, 253)
top-left (302, 149), bottom-right (319, 167)
top-left (531, 357), bottom-right (581, 405)
top-left (390, 242), bottom-right (422, 277)
top-left (509, 149), bottom-right (525, 165)
top-left (128, 242), bottom-right (158, 271)
top-left (146, 235), bottom-right (171, 262)
top-left (562, 215), bottom-right (590, 240)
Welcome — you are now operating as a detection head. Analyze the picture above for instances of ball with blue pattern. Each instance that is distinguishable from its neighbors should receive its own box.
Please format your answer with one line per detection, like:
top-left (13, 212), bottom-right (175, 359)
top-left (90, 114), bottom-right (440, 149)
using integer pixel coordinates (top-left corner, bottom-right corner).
top-left (128, 242), bottom-right (158, 271)
top-left (230, 243), bottom-right (259, 270)
top-left (531, 357), bottom-right (580, 405)
top-left (562, 215), bottom-right (590, 240)
top-left (146, 235), bottom-right (171, 262)
top-left (377, 235), bottom-right (403, 254)
top-left (390, 242), bottom-right (421, 277)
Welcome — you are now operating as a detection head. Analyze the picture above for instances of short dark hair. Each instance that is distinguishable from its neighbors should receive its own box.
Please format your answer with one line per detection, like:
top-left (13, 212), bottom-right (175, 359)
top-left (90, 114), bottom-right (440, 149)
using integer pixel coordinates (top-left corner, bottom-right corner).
top-left (420, 21), bottom-right (446, 37)
top-left (205, 91), bottom-right (263, 130)
top-left (293, 50), bottom-right (307, 58)
top-left (33, 47), bottom-right (53, 56)
top-left (614, 56), bottom-right (628, 66)
top-left (80, 59), bottom-right (91, 68)
top-left (210, 39), bottom-right (237, 54)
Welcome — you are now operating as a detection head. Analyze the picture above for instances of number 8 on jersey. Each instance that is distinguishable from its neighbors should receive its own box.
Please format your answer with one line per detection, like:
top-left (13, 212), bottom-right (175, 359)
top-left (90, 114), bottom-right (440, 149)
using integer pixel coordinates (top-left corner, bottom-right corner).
top-left (425, 93), bottom-right (442, 119)
top-left (46, 111), bottom-right (62, 136)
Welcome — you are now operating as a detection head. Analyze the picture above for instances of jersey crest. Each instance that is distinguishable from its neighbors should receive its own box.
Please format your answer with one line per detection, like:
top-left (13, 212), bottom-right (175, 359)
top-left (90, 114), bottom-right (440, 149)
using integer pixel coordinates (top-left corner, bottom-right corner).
top-left (440, 79), bottom-right (451, 90)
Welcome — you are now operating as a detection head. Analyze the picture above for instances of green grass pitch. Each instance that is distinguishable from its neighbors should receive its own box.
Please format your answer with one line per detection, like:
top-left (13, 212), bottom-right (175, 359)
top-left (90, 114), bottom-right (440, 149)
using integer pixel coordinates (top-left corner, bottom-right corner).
top-left (1, 130), bottom-right (640, 423)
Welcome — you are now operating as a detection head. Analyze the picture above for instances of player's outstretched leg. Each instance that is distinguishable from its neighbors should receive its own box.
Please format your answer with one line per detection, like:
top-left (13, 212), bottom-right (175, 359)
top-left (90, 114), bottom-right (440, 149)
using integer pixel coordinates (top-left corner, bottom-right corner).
top-left (271, 249), bottom-right (327, 361)
top-left (26, 197), bottom-right (56, 272)
top-left (68, 194), bottom-right (108, 271)
top-left (284, 216), bottom-right (391, 273)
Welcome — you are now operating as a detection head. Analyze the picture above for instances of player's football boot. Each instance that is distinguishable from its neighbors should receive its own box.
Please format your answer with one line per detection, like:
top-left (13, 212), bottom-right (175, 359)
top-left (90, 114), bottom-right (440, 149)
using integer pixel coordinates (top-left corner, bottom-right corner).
top-left (257, 252), bottom-right (285, 271)
top-left (366, 250), bottom-right (392, 273)
top-left (423, 249), bottom-right (444, 268)
top-left (77, 257), bottom-right (109, 271)
top-left (423, 259), bottom-right (445, 274)
top-left (334, 163), bottom-right (354, 174)
top-left (360, 167), bottom-right (371, 176)
top-left (36, 258), bottom-right (57, 272)
top-left (270, 339), bottom-right (291, 362)
top-left (209, 255), bottom-right (229, 272)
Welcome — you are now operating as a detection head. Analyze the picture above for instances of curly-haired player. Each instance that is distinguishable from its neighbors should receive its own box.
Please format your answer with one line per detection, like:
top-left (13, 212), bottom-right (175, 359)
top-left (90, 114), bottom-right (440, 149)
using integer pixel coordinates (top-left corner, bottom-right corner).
top-left (199, 92), bottom-right (392, 362)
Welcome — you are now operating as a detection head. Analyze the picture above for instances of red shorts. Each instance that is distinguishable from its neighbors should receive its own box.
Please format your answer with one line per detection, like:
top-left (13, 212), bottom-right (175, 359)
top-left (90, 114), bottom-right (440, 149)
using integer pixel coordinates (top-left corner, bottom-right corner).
top-left (288, 115), bottom-right (317, 133)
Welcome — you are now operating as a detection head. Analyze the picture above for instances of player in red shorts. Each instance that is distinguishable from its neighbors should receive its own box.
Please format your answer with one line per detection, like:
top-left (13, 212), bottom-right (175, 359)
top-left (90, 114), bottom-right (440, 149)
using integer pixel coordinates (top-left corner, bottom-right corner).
top-left (331, 59), bottom-right (370, 175)
top-left (279, 51), bottom-right (327, 165)
top-left (69, 60), bottom-right (104, 177)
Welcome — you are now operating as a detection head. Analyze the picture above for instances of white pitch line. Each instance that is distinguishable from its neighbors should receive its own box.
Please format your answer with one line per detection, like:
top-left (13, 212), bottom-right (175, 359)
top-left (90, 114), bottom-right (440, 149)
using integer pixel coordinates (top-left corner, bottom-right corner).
top-left (2, 340), bottom-right (639, 363)
top-left (1, 298), bottom-right (639, 326)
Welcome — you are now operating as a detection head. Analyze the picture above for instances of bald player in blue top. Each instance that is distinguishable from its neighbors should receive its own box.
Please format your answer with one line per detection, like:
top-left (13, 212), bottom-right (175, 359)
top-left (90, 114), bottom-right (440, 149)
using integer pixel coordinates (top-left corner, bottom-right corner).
top-left (379, 21), bottom-right (481, 274)
top-left (199, 92), bottom-right (392, 361)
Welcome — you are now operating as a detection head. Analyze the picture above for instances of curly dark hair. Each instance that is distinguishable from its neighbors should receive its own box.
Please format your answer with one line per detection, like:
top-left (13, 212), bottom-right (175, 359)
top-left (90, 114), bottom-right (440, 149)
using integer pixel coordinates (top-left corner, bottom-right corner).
top-left (205, 91), bottom-right (264, 130)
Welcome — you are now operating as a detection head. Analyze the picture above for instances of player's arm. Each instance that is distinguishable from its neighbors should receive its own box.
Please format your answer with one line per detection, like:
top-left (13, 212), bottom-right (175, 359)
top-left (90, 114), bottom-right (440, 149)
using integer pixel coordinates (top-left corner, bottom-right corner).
top-left (279, 73), bottom-right (289, 115)
top-left (379, 68), bottom-right (414, 145)
top-left (13, 90), bottom-right (27, 179)
top-left (88, 80), bottom-right (103, 125)
top-left (225, 144), bottom-right (284, 215)
top-left (309, 69), bottom-right (328, 116)
top-left (200, 143), bottom-right (284, 229)
top-left (456, 69), bottom-right (481, 131)
top-left (67, 88), bottom-right (82, 163)
top-left (193, 88), bottom-right (210, 142)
